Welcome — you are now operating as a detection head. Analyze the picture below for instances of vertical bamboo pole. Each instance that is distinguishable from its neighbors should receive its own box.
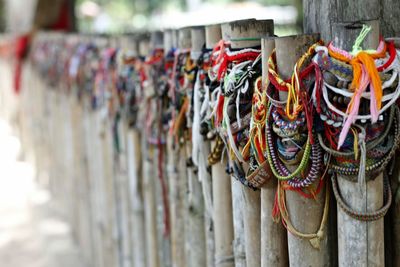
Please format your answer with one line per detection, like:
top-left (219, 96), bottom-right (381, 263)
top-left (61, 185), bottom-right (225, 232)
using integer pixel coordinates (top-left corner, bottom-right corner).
top-left (71, 91), bottom-right (94, 266)
top-left (140, 35), bottom-right (161, 267)
top-left (151, 30), bottom-right (172, 267)
top-left (122, 35), bottom-right (147, 267)
top-left (177, 27), bottom-right (194, 265)
top-left (260, 37), bottom-right (289, 267)
top-left (275, 34), bottom-right (333, 267)
top-left (186, 25), bottom-right (207, 267)
top-left (111, 36), bottom-right (125, 267)
top-left (165, 29), bottom-right (188, 267)
top-left (193, 25), bottom-right (216, 267)
top-left (332, 20), bottom-right (384, 266)
top-left (85, 95), bottom-right (105, 267)
top-left (126, 129), bottom-right (147, 267)
top-left (206, 23), bottom-right (235, 267)
top-left (99, 38), bottom-right (120, 267)
top-left (116, 106), bottom-right (132, 267)
top-left (221, 19), bottom-right (274, 267)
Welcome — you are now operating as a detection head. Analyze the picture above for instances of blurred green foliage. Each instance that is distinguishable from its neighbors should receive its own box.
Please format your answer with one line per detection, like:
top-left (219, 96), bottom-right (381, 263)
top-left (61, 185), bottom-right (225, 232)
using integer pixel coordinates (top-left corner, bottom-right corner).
top-left (76, 0), bottom-right (301, 33)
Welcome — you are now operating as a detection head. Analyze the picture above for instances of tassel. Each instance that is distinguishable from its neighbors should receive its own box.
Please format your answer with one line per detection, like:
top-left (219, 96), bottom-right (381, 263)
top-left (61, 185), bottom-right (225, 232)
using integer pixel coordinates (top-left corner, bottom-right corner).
top-left (352, 128), bottom-right (359, 160)
top-left (272, 188), bottom-right (281, 223)
top-left (358, 51), bottom-right (384, 114)
top-left (309, 230), bottom-right (324, 250)
top-left (369, 82), bottom-right (379, 123)
top-left (338, 65), bottom-right (369, 149)
top-left (358, 130), bottom-right (367, 194)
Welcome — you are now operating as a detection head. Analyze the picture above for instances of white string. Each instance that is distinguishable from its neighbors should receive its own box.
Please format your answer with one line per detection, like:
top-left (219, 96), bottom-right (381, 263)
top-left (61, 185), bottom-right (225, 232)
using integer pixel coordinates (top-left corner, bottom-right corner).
top-left (316, 49), bottom-right (400, 121)
top-left (192, 72), bottom-right (202, 166)
top-left (320, 71), bottom-right (400, 121)
top-left (223, 96), bottom-right (245, 162)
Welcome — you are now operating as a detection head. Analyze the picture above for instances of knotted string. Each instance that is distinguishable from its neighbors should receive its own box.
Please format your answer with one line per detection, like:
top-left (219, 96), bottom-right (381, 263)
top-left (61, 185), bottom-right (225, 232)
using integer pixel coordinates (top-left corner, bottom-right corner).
top-left (329, 25), bottom-right (387, 149)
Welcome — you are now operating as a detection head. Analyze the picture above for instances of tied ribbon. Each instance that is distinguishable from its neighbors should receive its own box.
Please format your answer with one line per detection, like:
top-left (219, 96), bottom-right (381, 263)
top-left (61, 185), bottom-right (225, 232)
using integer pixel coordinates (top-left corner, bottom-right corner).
top-left (328, 25), bottom-right (387, 149)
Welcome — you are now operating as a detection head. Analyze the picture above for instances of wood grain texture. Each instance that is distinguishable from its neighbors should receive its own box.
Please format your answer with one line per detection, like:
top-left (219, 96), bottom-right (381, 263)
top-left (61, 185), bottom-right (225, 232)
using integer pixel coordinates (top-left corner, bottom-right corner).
top-left (212, 155), bottom-right (234, 267)
top-left (126, 130), bottom-right (147, 267)
top-left (221, 19), bottom-right (274, 48)
top-left (304, 0), bottom-right (399, 39)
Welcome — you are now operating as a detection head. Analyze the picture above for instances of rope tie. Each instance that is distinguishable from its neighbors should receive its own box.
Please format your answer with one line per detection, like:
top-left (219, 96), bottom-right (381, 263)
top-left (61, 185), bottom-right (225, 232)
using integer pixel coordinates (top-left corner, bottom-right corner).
top-left (357, 129), bottom-right (367, 193)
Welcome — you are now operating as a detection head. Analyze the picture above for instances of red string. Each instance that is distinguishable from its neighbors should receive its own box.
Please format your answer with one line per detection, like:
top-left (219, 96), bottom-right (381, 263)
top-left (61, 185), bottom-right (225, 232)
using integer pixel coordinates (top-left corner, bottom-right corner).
top-left (377, 40), bottom-right (396, 72)
top-left (216, 94), bottom-right (225, 126)
top-left (13, 34), bottom-right (31, 94)
top-left (158, 142), bottom-right (171, 237)
top-left (216, 52), bottom-right (260, 81)
top-left (272, 188), bottom-right (281, 220)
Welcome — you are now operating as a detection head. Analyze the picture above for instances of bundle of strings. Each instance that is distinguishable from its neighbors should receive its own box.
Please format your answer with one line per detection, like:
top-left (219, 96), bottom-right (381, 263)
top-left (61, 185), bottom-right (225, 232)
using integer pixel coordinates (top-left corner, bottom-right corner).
top-left (268, 42), bottom-right (323, 144)
top-left (265, 42), bottom-right (332, 244)
top-left (327, 25), bottom-right (388, 149)
top-left (192, 49), bottom-right (212, 166)
top-left (93, 47), bottom-right (118, 112)
top-left (144, 46), bottom-right (171, 236)
top-left (210, 40), bottom-right (262, 163)
top-left (115, 49), bottom-right (137, 126)
top-left (313, 25), bottom-right (400, 190)
top-left (205, 40), bottom-right (273, 188)
top-left (266, 42), bottom-right (324, 187)
top-left (169, 50), bottom-right (192, 142)
top-left (143, 47), bottom-right (169, 145)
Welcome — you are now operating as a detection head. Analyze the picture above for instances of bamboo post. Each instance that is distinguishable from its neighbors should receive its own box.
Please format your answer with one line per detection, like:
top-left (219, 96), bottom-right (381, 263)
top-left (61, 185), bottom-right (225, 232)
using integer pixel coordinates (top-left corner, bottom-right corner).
top-left (117, 116), bottom-right (132, 267)
top-left (260, 37), bottom-right (289, 267)
top-left (122, 35), bottom-right (147, 267)
top-left (331, 20), bottom-right (384, 266)
top-left (126, 129), bottom-right (147, 267)
top-left (194, 25), bottom-right (216, 267)
top-left (177, 26), bottom-right (195, 265)
top-left (139, 34), bottom-right (161, 267)
top-left (97, 36), bottom-right (120, 267)
top-left (275, 34), bottom-right (333, 267)
top-left (111, 35), bottom-right (134, 267)
top-left (151, 30), bottom-right (172, 267)
top-left (78, 35), bottom-right (100, 267)
top-left (164, 29), bottom-right (188, 267)
top-left (84, 89), bottom-right (106, 267)
top-left (206, 23), bottom-right (235, 267)
top-left (221, 19), bottom-right (274, 267)
top-left (71, 84), bottom-right (94, 265)
top-left (89, 36), bottom-right (114, 267)
top-left (186, 25), bottom-right (207, 267)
